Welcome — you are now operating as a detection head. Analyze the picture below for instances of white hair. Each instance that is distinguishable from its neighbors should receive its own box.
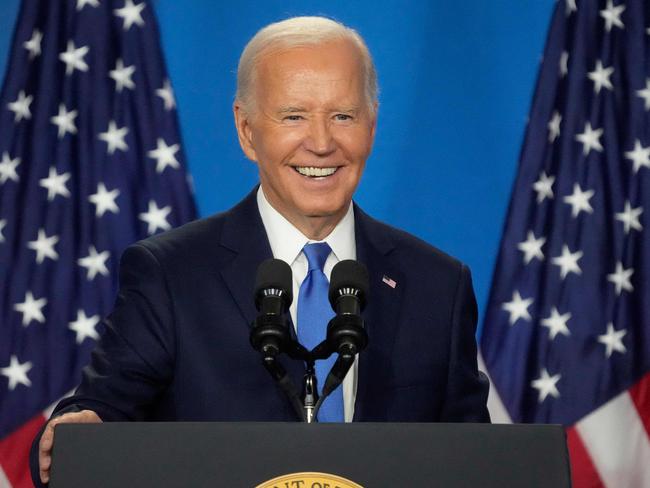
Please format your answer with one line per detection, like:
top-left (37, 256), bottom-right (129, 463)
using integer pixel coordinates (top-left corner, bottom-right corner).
top-left (235, 16), bottom-right (378, 114)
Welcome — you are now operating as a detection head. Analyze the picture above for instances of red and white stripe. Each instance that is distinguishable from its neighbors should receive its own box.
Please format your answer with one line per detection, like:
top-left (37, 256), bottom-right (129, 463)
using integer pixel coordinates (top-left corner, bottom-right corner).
top-left (0, 413), bottom-right (46, 488)
top-left (569, 372), bottom-right (650, 488)
top-left (480, 354), bottom-right (650, 488)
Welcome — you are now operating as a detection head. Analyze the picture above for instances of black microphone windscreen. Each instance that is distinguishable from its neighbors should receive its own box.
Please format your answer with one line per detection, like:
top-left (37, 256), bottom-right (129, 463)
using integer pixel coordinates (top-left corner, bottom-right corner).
top-left (328, 260), bottom-right (369, 309)
top-left (254, 259), bottom-right (293, 309)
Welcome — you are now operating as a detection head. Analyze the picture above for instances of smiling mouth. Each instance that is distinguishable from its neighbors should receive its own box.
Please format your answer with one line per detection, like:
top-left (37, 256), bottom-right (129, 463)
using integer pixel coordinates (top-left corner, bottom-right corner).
top-left (293, 166), bottom-right (339, 178)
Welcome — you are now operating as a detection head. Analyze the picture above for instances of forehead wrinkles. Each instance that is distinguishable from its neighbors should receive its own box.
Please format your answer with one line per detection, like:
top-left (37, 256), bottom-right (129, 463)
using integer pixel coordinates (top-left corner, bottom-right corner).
top-left (281, 71), bottom-right (359, 100)
top-left (260, 74), bottom-right (365, 116)
top-left (254, 41), bottom-right (366, 106)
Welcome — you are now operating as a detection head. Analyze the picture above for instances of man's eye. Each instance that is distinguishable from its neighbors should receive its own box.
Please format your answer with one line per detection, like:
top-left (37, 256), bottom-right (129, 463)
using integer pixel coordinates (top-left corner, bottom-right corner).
top-left (334, 114), bottom-right (352, 121)
top-left (283, 115), bottom-right (303, 121)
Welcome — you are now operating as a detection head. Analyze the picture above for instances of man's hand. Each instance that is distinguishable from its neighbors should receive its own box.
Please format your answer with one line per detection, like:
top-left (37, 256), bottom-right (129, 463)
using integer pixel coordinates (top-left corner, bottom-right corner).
top-left (39, 410), bottom-right (102, 484)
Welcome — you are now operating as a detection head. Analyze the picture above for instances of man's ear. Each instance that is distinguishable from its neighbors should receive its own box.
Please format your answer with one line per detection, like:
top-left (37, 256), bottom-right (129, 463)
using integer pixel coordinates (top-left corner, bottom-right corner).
top-left (233, 102), bottom-right (258, 162)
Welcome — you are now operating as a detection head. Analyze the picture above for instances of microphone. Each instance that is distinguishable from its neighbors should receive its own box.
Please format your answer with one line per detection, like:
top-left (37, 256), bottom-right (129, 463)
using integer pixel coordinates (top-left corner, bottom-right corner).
top-left (249, 259), bottom-right (293, 359)
top-left (327, 259), bottom-right (369, 356)
top-left (315, 260), bottom-right (370, 412)
top-left (250, 259), bottom-right (306, 421)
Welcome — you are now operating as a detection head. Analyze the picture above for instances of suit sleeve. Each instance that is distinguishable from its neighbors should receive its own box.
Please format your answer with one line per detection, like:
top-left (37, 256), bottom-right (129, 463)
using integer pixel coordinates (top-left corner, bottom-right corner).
top-left (440, 264), bottom-right (491, 422)
top-left (30, 242), bottom-right (175, 485)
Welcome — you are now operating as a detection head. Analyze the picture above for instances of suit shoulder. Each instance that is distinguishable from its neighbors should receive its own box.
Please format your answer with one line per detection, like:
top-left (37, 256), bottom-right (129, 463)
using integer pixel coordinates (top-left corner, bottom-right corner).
top-left (359, 209), bottom-right (465, 275)
top-left (125, 209), bottom-right (231, 264)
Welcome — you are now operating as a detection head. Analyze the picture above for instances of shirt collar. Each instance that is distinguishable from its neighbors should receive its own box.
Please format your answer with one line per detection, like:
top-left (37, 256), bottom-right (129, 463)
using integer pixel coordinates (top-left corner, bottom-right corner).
top-left (256, 186), bottom-right (356, 265)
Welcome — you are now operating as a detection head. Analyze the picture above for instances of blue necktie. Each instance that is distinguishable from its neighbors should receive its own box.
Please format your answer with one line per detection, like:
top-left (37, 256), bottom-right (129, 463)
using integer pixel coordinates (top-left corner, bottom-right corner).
top-left (297, 242), bottom-right (344, 422)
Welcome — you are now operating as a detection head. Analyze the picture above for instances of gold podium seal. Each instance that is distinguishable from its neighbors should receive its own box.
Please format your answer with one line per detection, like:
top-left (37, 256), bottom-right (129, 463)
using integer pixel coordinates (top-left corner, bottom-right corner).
top-left (255, 472), bottom-right (364, 488)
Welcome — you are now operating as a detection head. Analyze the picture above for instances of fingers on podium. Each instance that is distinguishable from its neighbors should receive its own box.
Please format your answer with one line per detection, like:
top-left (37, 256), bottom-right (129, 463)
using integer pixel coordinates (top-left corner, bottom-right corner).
top-left (39, 410), bottom-right (102, 483)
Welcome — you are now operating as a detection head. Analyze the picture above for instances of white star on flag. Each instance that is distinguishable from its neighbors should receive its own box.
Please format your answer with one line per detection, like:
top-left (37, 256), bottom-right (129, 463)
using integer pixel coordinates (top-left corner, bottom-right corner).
top-left (547, 111), bottom-right (562, 142)
top-left (147, 138), bottom-right (180, 173)
top-left (23, 29), bottom-right (42, 59)
top-left (541, 307), bottom-right (571, 340)
top-left (532, 171), bottom-right (555, 203)
top-left (531, 368), bottom-right (561, 403)
top-left (607, 261), bottom-right (634, 295)
top-left (0, 219), bottom-right (6, 242)
top-left (501, 290), bottom-right (534, 326)
top-left (551, 245), bottom-right (583, 279)
top-left (13, 291), bottom-right (47, 327)
top-left (50, 103), bottom-right (78, 138)
top-left (559, 51), bottom-right (569, 77)
top-left (637, 79), bottom-right (650, 110)
top-left (77, 246), bottom-right (110, 280)
top-left (59, 40), bottom-right (89, 76)
top-left (113, 0), bottom-right (146, 31)
top-left (98, 120), bottom-right (129, 154)
top-left (88, 182), bottom-right (120, 217)
top-left (39, 166), bottom-right (71, 201)
top-left (77, 0), bottom-right (100, 10)
top-left (0, 151), bottom-right (21, 184)
top-left (624, 139), bottom-right (650, 173)
top-left (109, 58), bottom-right (136, 92)
top-left (597, 323), bottom-right (627, 358)
top-left (517, 230), bottom-right (546, 264)
top-left (615, 201), bottom-right (643, 234)
top-left (563, 183), bottom-right (595, 217)
top-left (68, 310), bottom-right (101, 344)
top-left (587, 60), bottom-right (614, 94)
top-left (7, 90), bottom-right (33, 122)
top-left (156, 79), bottom-right (176, 111)
top-left (565, 0), bottom-right (577, 16)
top-left (1, 355), bottom-right (33, 390)
top-left (599, 0), bottom-right (625, 32)
top-left (27, 228), bottom-right (60, 264)
top-left (575, 122), bottom-right (604, 155)
top-left (139, 200), bottom-right (172, 235)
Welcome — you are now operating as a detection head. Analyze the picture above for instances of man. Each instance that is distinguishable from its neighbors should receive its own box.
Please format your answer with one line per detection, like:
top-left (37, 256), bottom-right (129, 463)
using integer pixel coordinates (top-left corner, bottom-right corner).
top-left (32, 16), bottom-right (489, 485)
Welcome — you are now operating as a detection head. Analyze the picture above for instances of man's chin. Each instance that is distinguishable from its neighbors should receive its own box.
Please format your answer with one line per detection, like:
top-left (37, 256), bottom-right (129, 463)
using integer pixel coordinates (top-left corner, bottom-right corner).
top-left (304, 211), bottom-right (341, 219)
top-left (300, 204), bottom-right (349, 220)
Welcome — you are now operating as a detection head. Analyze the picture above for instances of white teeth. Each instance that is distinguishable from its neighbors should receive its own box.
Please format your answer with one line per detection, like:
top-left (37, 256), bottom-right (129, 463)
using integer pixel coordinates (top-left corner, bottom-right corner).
top-left (295, 166), bottom-right (337, 177)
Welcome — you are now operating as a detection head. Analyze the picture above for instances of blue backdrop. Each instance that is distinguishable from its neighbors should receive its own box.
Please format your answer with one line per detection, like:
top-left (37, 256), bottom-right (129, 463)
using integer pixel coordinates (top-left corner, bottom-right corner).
top-left (0, 0), bottom-right (554, 330)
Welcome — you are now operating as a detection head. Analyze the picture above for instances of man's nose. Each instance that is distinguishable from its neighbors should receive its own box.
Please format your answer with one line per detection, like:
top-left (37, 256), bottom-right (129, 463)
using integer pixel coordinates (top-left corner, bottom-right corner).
top-left (304, 117), bottom-right (336, 155)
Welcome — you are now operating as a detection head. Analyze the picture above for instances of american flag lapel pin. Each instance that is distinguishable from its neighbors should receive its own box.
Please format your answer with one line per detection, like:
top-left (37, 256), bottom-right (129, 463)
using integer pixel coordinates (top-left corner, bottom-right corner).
top-left (382, 275), bottom-right (397, 289)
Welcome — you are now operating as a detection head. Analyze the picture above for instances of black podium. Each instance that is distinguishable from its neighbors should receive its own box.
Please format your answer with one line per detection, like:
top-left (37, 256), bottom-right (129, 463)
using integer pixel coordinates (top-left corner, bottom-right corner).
top-left (50, 422), bottom-right (571, 487)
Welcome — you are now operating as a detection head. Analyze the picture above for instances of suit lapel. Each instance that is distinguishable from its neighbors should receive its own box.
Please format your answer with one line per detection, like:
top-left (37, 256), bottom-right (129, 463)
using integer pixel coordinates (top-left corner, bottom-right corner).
top-left (353, 205), bottom-right (404, 421)
top-left (219, 189), bottom-right (273, 326)
top-left (218, 188), bottom-right (304, 415)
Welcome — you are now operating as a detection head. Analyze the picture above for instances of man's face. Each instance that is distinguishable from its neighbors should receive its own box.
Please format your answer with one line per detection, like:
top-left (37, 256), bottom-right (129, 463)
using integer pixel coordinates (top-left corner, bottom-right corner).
top-left (234, 39), bottom-right (376, 232)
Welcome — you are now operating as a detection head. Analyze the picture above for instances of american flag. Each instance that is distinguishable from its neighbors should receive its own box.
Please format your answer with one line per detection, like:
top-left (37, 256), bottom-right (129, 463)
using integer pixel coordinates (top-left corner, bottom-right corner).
top-left (480, 0), bottom-right (650, 486)
top-left (0, 0), bottom-right (196, 485)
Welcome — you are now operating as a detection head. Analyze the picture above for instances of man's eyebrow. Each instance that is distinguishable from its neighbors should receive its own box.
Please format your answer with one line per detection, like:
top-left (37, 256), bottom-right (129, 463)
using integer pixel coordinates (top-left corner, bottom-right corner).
top-left (277, 106), bottom-right (307, 114)
top-left (276, 105), bottom-right (361, 114)
top-left (335, 106), bottom-right (360, 114)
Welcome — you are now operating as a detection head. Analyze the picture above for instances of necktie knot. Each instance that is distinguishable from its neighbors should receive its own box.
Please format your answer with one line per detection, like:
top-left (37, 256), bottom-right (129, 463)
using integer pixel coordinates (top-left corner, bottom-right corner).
top-left (303, 242), bottom-right (331, 272)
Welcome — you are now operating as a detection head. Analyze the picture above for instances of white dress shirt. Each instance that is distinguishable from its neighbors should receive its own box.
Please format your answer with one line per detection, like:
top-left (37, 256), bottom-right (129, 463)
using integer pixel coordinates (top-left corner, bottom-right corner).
top-left (256, 186), bottom-right (358, 422)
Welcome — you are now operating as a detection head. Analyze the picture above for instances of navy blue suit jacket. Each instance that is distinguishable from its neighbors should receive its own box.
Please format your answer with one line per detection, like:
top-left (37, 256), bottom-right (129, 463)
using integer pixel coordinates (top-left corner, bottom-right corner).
top-left (31, 189), bottom-right (488, 483)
